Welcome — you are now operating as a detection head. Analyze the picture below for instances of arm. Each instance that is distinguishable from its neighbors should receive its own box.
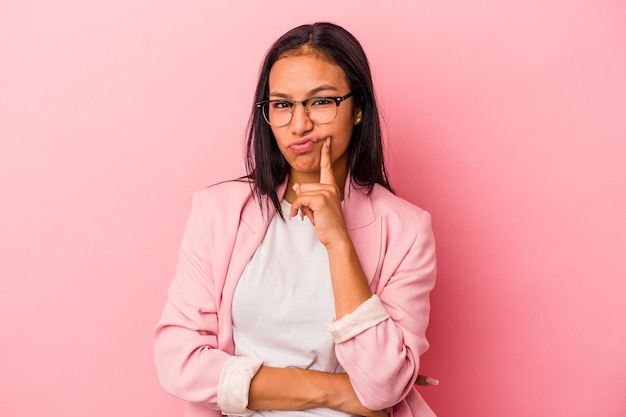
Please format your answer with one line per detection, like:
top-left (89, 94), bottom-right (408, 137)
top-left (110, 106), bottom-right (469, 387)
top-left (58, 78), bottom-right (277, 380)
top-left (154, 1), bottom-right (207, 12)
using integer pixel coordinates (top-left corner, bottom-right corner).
top-left (289, 137), bottom-right (372, 319)
top-left (333, 210), bottom-right (437, 410)
top-left (248, 367), bottom-right (388, 417)
top-left (154, 191), bottom-right (232, 408)
top-left (248, 367), bottom-right (436, 413)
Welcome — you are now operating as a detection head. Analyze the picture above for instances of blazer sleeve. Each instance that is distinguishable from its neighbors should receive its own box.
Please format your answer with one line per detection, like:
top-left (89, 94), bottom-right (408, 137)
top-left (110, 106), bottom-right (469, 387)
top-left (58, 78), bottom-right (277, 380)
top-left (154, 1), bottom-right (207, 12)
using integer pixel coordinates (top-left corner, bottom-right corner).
top-left (153, 191), bottom-right (232, 409)
top-left (334, 209), bottom-right (437, 411)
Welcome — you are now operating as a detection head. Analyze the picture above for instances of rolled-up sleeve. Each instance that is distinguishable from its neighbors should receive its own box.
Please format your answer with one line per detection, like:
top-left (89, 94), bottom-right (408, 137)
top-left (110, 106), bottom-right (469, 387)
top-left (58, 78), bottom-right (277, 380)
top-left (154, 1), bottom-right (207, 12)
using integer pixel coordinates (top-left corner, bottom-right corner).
top-left (325, 295), bottom-right (390, 343)
top-left (217, 356), bottom-right (264, 416)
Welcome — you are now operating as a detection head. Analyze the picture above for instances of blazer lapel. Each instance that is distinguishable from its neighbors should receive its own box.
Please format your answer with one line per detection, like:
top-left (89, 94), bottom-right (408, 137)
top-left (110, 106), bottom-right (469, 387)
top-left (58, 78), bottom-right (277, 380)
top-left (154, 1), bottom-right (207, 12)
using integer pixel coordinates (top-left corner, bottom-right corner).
top-left (217, 180), bottom-right (288, 350)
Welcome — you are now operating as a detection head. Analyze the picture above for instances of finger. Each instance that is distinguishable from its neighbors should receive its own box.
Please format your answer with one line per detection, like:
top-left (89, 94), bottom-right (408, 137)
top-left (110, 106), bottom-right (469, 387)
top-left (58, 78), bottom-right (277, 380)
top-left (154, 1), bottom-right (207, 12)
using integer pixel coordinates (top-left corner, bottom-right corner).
top-left (300, 206), bottom-right (315, 224)
top-left (290, 183), bottom-right (316, 224)
top-left (319, 136), bottom-right (335, 186)
top-left (426, 376), bottom-right (440, 386)
top-left (289, 183), bottom-right (301, 218)
top-left (415, 374), bottom-right (440, 386)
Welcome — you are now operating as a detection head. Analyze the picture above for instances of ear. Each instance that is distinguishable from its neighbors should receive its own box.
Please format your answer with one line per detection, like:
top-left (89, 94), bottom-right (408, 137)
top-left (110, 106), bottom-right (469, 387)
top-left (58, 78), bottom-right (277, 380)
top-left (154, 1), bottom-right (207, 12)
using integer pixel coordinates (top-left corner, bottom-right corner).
top-left (354, 108), bottom-right (363, 125)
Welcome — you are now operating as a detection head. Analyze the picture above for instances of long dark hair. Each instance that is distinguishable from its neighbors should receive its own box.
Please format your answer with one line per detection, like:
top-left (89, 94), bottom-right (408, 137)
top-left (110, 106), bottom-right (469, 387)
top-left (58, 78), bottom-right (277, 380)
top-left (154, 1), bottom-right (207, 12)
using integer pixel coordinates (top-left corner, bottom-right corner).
top-left (245, 22), bottom-right (393, 216)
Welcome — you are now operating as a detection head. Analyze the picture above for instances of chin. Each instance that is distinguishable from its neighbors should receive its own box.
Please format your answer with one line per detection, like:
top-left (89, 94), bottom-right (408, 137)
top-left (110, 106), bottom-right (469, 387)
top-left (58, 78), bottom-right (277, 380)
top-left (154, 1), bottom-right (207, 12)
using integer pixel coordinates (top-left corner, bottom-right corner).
top-left (290, 164), bottom-right (321, 176)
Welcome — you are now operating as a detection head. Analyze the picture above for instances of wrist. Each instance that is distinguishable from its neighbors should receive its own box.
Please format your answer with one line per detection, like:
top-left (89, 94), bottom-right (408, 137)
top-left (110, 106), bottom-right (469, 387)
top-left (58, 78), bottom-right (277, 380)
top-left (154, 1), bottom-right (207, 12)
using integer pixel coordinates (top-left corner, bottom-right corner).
top-left (302, 369), bottom-right (333, 408)
top-left (324, 235), bottom-right (353, 254)
top-left (300, 370), bottom-right (349, 409)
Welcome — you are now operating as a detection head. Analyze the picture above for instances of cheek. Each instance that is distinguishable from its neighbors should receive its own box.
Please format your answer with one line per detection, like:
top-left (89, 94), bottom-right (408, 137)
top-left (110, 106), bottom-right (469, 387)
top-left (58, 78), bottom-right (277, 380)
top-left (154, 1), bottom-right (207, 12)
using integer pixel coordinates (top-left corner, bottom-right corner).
top-left (334, 118), bottom-right (355, 140)
top-left (336, 109), bottom-right (356, 132)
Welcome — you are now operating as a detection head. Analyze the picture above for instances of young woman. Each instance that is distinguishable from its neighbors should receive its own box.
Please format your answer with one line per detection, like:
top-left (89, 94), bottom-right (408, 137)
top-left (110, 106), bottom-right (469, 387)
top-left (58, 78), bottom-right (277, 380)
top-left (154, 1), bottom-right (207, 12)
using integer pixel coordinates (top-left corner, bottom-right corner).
top-left (154, 22), bottom-right (438, 417)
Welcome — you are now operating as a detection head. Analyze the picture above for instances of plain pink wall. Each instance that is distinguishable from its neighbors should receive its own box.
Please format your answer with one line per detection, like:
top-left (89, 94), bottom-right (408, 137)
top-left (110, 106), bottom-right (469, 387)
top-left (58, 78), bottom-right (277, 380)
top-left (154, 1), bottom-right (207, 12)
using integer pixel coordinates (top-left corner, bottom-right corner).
top-left (1, 1), bottom-right (624, 416)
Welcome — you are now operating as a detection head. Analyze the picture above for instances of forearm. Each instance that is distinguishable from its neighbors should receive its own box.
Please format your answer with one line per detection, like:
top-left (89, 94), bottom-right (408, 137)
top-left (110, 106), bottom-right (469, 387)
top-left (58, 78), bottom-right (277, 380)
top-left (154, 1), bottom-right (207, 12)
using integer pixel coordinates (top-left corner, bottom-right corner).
top-left (248, 367), bottom-right (384, 417)
top-left (326, 238), bottom-right (372, 319)
top-left (248, 366), bottom-right (342, 411)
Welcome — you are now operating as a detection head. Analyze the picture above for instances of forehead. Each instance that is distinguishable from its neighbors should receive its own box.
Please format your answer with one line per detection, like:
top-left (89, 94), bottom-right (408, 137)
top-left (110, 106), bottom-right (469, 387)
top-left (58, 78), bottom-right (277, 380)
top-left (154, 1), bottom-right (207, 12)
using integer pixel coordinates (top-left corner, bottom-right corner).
top-left (268, 54), bottom-right (349, 95)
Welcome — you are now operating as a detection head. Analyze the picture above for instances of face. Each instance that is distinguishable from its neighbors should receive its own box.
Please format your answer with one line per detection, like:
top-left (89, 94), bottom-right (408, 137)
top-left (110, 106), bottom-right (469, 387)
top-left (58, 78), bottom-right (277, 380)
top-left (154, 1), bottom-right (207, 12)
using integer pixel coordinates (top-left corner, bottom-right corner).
top-left (267, 54), bottom-right (361, 183)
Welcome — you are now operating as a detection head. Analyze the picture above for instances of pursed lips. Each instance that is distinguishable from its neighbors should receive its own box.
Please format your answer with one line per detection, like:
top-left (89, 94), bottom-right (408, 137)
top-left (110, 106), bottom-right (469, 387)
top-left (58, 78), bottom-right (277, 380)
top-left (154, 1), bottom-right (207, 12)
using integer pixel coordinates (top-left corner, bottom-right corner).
top-left (288, 136), bottom-right (320, 153)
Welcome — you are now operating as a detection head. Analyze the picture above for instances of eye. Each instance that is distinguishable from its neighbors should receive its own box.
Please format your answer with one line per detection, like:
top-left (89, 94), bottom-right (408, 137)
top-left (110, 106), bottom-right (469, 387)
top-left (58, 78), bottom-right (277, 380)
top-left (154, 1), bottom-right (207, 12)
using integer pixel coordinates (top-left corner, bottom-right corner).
top-left (310, 97), bottom-right (334, 106)
top-left (271, 101), bottom-right (292, 110)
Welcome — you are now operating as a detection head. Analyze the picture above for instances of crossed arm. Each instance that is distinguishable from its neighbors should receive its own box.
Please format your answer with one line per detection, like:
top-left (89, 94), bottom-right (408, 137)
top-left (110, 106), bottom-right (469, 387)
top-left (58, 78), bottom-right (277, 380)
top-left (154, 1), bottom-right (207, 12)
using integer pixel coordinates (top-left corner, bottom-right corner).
top-left (247, 367), bottom-right (437, 416)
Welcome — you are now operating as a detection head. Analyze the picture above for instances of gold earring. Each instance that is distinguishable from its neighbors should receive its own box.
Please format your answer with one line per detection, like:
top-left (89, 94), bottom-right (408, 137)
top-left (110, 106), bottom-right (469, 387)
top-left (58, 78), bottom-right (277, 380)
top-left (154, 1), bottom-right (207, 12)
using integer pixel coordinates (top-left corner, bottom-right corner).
top-left (355, 117), bottom-right (362, 124)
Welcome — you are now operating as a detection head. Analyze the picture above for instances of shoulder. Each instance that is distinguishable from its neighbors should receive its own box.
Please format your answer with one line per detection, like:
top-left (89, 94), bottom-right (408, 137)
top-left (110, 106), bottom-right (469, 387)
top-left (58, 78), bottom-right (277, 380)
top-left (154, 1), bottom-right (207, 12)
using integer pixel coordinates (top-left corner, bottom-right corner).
top-left (367, 184), bottom-right (431, 226)
top-left (362, 184), bottom-right (435, 246)
top-left (345, 182), bottom-right (433, 244)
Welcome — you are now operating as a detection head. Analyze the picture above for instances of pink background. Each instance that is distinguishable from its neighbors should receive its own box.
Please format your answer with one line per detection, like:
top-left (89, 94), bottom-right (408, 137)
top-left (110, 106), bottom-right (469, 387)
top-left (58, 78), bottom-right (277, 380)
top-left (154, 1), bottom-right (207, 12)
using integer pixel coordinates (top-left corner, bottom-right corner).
top-left (1, 1), bottom-right (625, 416)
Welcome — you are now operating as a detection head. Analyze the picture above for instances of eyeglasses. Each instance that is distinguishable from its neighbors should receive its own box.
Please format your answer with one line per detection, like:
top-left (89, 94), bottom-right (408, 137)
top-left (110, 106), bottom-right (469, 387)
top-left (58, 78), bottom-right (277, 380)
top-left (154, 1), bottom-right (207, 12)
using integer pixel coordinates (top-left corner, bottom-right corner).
top-left (256, 92), bottom-right (353, 127)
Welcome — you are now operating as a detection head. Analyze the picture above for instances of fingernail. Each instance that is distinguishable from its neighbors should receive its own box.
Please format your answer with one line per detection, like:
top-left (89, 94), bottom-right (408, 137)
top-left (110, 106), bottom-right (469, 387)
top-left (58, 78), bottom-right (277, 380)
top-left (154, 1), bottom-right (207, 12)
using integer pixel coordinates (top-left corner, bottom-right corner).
top-left (292, 183), bottom-right (299, 192)
top-left (426, 377), bottom-right (440, 386)
top-left (325, 136), bottom-right (331, 145)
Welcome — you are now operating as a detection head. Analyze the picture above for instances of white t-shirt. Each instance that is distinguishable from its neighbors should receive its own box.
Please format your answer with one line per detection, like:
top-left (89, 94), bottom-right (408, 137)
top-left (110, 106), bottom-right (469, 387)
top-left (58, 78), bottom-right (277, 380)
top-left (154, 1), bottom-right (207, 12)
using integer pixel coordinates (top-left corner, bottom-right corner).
top-left (231, 200), bottom-right (353, 417)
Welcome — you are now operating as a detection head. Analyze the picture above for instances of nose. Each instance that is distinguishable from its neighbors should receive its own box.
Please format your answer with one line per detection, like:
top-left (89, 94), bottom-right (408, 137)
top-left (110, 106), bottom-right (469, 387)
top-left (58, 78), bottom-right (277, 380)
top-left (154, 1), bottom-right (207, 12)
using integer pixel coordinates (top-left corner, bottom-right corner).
top-left (289, 102), bottom-right (313, 134)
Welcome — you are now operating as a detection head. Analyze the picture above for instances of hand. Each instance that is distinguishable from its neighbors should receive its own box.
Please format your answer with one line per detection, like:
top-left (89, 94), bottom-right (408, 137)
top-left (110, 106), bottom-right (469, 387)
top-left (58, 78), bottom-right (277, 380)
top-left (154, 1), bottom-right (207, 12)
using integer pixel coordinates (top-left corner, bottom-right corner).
top-left (290, 137), bottom-right (349, 248)
top-left (415, 374), bottom-right (440, 387)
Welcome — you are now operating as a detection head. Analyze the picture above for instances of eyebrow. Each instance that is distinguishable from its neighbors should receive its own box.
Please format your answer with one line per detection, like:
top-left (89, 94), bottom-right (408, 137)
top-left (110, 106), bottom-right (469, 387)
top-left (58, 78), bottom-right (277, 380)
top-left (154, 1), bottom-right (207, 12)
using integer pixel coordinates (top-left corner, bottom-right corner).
top-left (269, 84), bottom-right (340, 98)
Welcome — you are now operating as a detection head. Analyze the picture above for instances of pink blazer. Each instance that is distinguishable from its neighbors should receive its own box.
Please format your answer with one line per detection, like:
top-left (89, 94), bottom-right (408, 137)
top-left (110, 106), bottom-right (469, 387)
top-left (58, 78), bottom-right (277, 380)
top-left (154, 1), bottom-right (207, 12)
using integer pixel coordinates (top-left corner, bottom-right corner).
top-left (154, 177), bottom-right (437, 417)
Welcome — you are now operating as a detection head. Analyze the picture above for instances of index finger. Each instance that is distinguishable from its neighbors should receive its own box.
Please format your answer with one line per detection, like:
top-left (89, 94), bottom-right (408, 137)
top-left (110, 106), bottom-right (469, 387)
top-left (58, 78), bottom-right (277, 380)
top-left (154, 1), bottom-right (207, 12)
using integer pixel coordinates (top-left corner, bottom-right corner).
top-left (319, 136), bottom-right (335, 185)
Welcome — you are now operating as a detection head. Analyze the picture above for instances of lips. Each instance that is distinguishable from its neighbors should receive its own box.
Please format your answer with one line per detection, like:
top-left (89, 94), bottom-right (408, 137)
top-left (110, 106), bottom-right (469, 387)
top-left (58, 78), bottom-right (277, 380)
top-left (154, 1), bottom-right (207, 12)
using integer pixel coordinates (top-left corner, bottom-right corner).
top-left (288, 136), bottom-right (319, 153)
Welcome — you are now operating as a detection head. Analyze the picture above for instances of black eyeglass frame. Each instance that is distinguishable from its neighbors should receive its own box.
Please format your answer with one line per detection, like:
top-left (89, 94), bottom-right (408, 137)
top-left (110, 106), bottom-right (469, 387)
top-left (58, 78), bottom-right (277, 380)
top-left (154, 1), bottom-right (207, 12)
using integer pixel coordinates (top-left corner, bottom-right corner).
top-left (255, 92), bottom-right (354, 126)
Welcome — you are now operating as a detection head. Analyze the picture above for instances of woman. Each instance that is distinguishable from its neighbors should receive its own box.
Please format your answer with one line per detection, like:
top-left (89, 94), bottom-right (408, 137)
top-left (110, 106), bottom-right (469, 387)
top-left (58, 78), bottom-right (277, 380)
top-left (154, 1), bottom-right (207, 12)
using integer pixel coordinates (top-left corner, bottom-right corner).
top-left (154, 22), bottom-right (437, 417)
